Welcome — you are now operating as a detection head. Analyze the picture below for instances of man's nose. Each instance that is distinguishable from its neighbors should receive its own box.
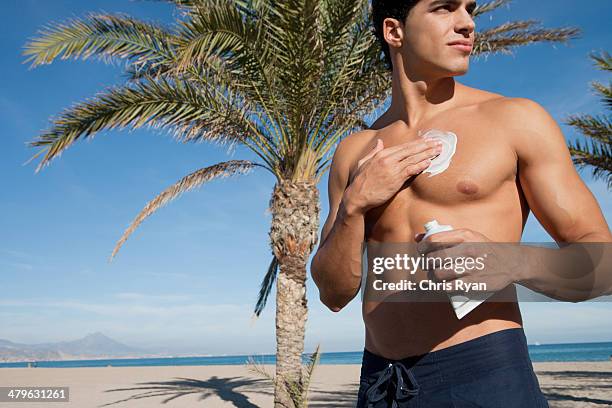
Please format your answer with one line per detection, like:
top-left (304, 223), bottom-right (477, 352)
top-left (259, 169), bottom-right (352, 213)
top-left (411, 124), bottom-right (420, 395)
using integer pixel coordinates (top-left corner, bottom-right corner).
top-left (455, 10), bottom-right (476, 36)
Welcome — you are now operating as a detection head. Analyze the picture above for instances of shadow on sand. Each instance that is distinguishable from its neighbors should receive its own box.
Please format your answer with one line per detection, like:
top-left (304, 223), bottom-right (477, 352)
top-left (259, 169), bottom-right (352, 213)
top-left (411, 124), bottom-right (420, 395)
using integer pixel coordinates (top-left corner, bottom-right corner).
top-left (542, 390), bottom-right (612, 406)
top-left (99, 377), bottom-right (359, 407)
top-left (98, 376), bottom-right (271, 407)
top-left (307, 383), bottom-right (358, 407)
top-left (536, 370), bottom-right (612, 380)
top-left (536, 370), bottom-right (612, 406)
top-left (98, 375), bottom-right (612, 407)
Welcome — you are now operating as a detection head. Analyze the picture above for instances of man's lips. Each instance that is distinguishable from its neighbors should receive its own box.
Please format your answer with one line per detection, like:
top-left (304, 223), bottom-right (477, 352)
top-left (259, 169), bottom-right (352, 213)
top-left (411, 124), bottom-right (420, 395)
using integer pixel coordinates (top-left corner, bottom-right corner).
top-left (448, 41), bottom-right (473, 52)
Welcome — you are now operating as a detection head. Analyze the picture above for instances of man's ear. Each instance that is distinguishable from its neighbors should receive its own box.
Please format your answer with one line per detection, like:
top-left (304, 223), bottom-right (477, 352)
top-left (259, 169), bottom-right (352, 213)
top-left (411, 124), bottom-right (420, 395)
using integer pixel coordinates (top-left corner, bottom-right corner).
top-left (383, 17), bottom-right (404, 49)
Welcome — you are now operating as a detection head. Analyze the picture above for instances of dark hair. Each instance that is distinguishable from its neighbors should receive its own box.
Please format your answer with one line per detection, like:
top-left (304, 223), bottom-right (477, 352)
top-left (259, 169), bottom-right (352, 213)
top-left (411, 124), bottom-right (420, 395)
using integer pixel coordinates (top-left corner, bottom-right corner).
top-left (371, 0), bottom-right (420, 72)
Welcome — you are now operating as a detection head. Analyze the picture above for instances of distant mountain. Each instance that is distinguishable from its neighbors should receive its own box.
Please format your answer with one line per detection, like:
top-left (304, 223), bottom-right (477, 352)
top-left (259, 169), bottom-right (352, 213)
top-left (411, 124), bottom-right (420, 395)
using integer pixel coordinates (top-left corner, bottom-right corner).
top-left (0, 332), bottom-right (148, 362)
top-left (46, 332), bottom-right (141, 355)
top-left (0, 339), bottom-right (19, 348)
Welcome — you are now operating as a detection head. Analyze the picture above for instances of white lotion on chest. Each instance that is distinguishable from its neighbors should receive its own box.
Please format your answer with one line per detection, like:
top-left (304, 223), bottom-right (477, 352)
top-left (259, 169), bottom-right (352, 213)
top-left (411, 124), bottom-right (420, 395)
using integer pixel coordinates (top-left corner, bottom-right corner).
top-left (419, 129), bottom-right (457, 177)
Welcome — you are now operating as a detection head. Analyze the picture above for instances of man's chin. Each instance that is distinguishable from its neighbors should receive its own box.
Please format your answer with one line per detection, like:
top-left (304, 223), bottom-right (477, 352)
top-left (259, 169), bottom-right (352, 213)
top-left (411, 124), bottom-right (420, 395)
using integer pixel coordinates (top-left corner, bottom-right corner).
top-left (445, 64), bottom-right (470, 77)
top-left (428, 59), bottom-right (470, 77)
top-left (451, 69), bottom-right (469, 77)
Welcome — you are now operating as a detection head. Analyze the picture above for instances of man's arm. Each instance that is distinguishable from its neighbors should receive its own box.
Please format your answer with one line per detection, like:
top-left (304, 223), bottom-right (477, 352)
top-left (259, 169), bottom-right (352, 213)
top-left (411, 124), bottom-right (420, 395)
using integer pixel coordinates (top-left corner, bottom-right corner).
top-left (311, 133), bottom-right (442, 310)
top-left (506, 98), bottom-right (612, 300)
top-left (511, 98), bottom-right (611, 242)
top-left (310, 135), bottom-right (368, 312)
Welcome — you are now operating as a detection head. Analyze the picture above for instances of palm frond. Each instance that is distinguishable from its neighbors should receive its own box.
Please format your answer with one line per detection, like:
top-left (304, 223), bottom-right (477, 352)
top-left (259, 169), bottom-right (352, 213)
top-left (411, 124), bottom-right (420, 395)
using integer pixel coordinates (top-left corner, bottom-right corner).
top-left (263, 0), bottom-right (324, 112)
top-left (300, 344), bottom-right (321, 407)
top-left (312, 71), bottom-right (390, 175)
top-left (565, 49), bottom-right (612, 190)
top-left (253, 255), bottom-right (278, 318)
top-left (110, 160), bottom-right (258, 260)
top-left (244, 343), bottom-right (321, 408)
top-left (245, 355), bottom-right (274, 381)
top-left (223, 0), bottom-right (327, 168)
top-left (123, 59), bottom-right (174, 81)
top-left (320, 0), bottom-right (363, 53)
top-left (565, 114), bottom-right (612, 143)
top-left (310, 1), bottom-right (387, 157)
top-left (588, 52), bottom-right (612, 109)
top-left (473, 22), bottom-right (580, 57)
top-left (477, 19), bottom-right (538, 36)
top-left (472, 0), bottom-right (510, 18)
top-left (591, 81), bottom-right (612, 109)
top-left (176, 1), bottom-right (256, 70)
top-left (258, 0), bottom-right (325, 154)
top-left (175, 0), bottom-right (287, 155)
top-left (282, 344), bottom-right (321, 408)
top-left (317, 23), bottom-right (378, 120)
top-left (567, 139), bottom-right (612, 189)
top-left (143, 0), bottom-right (201, 7)
top-left (23, 13), bottom-right (177, 72)
top-left (27, 77), bottom-right (275, 172)
top-left (174, 0), bottom-right (278, 89)
top-left (590, 50), bottom-right (612, 72)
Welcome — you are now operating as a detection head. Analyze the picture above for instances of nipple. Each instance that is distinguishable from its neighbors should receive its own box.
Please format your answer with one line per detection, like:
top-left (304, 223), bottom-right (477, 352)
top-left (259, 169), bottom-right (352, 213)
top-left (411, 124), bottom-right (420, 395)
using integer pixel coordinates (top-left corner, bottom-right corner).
top-left (457, 180), bottom-right (479, 195)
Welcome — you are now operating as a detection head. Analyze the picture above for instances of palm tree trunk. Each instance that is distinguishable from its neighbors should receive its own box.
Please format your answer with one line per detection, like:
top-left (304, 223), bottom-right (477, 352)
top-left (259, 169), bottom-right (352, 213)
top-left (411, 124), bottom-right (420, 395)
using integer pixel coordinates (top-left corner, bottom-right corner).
top-left (269, 179), bottom-right (320, 408)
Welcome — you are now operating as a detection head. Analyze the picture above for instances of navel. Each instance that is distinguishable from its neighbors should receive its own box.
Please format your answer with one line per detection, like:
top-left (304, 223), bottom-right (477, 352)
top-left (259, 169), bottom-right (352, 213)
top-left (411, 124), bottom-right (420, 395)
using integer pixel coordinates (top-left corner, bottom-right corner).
top-left (457, 180), bottom-right (479, 195)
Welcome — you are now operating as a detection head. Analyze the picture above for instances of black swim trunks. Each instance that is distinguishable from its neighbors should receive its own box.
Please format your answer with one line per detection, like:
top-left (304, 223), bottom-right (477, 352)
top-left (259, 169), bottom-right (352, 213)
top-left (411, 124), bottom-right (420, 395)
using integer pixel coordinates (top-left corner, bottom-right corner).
top-left (356, 328), bottom-right (549, 407)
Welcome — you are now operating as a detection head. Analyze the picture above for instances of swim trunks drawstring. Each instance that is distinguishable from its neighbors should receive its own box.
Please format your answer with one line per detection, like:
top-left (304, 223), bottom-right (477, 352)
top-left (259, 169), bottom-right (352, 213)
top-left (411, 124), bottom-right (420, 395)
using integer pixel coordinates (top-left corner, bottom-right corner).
top-left (364, 361), bottom-right (420, 407)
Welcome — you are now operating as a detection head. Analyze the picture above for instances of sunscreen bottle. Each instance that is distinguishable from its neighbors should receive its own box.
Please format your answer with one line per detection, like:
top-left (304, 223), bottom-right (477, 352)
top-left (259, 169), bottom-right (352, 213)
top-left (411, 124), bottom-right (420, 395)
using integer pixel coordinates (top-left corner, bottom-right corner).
top-left (423, 219), bottom-right (453, 239)
top-left (422, 220), bottom-right (492, 319)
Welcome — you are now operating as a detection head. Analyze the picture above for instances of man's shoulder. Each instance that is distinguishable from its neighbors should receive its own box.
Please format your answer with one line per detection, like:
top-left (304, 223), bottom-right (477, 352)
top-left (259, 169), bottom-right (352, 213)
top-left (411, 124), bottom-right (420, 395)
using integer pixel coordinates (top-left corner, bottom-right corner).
top-left (455, 81), bottom-right (542, 113)
top-left (334, 128), bottom-right (378, 159)
top-left (477, 96), bottom-right (552, 125)
top-left (477, 96), bottom-right (564, 157)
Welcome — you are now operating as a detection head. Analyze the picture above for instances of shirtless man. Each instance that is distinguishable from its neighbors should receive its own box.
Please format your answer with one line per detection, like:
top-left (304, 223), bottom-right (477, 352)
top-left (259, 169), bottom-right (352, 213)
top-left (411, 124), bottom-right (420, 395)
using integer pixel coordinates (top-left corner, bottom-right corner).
top-left (310, 0), bottom-right (612, 407)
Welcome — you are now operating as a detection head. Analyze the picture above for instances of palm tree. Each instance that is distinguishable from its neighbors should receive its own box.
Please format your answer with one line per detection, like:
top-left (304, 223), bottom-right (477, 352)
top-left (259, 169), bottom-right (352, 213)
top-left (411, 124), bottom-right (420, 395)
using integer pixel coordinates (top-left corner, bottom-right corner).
top-left (23, 0), bottom-right (579, 406)
top-left (566, 51), bottom-right (612, 189)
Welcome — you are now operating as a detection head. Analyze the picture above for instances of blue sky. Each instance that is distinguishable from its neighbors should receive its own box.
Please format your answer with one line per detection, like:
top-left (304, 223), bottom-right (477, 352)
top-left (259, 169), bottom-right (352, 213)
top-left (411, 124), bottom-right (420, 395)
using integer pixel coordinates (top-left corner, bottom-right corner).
top-left (1, 0), bottom-right (611, 356)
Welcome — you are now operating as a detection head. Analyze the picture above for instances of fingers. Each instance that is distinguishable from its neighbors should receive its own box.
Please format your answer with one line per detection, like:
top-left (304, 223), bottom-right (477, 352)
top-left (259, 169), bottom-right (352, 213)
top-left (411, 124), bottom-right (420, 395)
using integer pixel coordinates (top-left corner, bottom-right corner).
top-left (431, 267), bottom-right (458, 282)
top-left (354, 138), bottom-right (441, 182)
top-left (394, 141), bottom-right (442, 177)
top-left (356, 139), bottom-right (439, 177)
top-left (402, 158), bottom-right (432, 177)
top-left (380, 138), bottom-right (441, 161)
top-left (400, 148), bottom-right (440, 172)
top-left (357, 138), bottom-right (440, 170)
top-left (417, 240), bottom-right (458, 256)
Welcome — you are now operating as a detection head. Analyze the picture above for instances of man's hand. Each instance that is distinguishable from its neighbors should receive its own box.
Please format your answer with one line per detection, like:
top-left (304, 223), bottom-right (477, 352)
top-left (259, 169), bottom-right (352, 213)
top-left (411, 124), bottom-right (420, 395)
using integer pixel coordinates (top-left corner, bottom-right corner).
top-left (415, 229), bottom-right (524, 294)
top-left (343, 137), bottom-right (442, 215)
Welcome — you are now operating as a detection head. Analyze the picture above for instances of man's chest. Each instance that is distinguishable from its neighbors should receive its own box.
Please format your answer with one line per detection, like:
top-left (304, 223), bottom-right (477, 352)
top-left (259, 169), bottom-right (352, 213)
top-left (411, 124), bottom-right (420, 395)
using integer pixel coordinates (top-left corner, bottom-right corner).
top-left (353, 119), bottom-right (519, 212)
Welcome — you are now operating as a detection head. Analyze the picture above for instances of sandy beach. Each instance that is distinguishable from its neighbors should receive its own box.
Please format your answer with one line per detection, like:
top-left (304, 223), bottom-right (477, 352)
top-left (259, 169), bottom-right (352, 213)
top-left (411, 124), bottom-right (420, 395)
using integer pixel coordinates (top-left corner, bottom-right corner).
top-left (1, 361), bottom-right (611, 407)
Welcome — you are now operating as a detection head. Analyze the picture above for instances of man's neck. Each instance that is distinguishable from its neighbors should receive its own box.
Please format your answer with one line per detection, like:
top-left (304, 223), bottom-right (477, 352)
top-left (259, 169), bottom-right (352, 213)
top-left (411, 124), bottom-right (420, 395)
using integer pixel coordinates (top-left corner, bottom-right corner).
top-left (386, 71), bottom-right (459, 129)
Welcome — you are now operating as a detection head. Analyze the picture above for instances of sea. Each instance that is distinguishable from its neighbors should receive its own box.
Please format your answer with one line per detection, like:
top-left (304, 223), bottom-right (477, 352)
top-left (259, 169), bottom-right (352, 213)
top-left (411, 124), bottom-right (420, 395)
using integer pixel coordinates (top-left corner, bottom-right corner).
top-left (1, 341), bottom-right (611, 368)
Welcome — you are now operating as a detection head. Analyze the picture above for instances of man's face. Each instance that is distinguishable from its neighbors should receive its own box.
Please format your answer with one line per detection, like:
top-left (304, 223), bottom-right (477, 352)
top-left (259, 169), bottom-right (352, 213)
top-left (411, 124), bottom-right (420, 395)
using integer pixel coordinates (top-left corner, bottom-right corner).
top-left (388, 0), bottom-right (477, 78)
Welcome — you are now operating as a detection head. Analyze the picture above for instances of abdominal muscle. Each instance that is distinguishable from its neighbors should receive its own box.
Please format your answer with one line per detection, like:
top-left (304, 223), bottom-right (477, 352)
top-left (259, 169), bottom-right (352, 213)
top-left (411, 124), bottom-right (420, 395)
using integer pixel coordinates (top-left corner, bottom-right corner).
top-left (361, 200), bottom-right (525, 360)
top-left (363, 295), bottom-right (524, 360)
